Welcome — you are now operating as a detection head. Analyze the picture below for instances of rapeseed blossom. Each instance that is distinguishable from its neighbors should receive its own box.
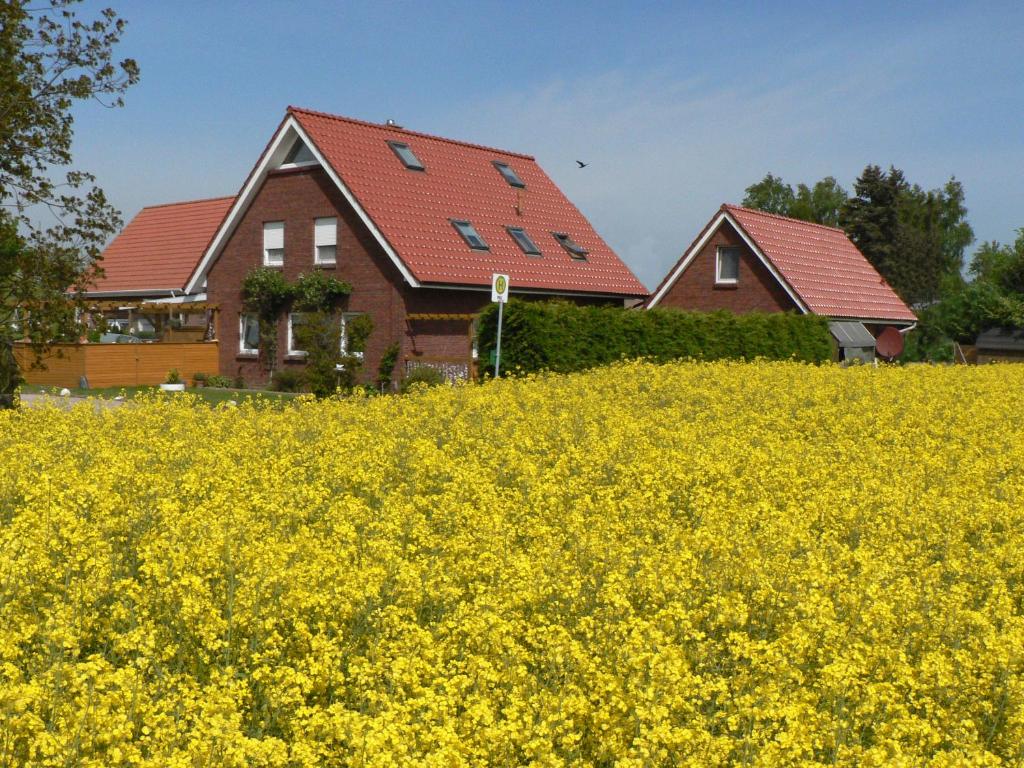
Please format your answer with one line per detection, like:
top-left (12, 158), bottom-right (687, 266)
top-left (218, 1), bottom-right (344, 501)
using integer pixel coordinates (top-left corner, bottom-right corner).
top-left (0, 360), bottom-right (1022, 766)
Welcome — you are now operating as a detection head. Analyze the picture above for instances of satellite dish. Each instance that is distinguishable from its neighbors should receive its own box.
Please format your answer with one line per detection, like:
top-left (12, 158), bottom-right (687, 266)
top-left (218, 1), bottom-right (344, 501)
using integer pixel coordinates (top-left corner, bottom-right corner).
top-left (876, 326), bottom-right (904, 360)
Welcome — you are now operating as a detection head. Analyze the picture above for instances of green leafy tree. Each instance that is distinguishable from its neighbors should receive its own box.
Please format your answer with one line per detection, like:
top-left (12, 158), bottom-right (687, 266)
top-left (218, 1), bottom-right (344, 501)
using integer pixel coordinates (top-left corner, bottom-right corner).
top-left (789, 177), bottom-right (848, 227)
top-left (0, 1), bottom-right (139, 408)
top-left (743, 173), bottom-right (848, 227)
top-left (969, 230), bottom-right (1024, 295)
top-left (741, 174), bottom-right (795, 216)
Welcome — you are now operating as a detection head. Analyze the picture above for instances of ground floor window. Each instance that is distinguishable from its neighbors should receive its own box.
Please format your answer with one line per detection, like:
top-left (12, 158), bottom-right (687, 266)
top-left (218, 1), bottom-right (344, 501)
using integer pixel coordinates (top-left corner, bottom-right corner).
top-left (287, 313), bottom-right (308, 356)
top-left (239, 313), bottom-right (260, 354)
top-left (340, 312), bottom-right (364, 359)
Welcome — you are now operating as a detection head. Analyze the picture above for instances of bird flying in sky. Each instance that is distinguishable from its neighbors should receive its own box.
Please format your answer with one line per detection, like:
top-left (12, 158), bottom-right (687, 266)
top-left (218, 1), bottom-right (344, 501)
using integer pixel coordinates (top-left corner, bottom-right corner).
top-left (576, 160), bottom-right (588, 168)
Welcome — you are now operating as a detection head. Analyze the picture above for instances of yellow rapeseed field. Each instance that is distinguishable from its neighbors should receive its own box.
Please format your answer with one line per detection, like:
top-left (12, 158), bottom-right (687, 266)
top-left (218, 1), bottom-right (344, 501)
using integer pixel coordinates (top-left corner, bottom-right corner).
top-left (1, 361), bottom-right (1023, 767)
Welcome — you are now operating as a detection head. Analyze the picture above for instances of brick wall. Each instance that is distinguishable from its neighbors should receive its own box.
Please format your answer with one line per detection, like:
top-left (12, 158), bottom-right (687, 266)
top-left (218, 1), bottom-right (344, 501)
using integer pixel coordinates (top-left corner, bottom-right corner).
top-left (656, 220), bottom-right (797, 314)
top-left (207, 167), bottom-right (406, 387)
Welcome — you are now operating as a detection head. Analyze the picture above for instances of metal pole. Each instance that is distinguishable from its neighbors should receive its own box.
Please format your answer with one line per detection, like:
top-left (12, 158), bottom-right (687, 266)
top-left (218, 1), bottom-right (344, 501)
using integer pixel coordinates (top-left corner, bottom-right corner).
top-left (494, 299), bottom-right (504, 378)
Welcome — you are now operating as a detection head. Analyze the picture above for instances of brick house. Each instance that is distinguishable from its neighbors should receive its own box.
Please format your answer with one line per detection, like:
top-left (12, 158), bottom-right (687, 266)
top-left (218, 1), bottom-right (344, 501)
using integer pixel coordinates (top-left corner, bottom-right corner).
top-left (181, 107), bottom-right (646, 386)
top-left (647, 204), bottom-right (916, 357)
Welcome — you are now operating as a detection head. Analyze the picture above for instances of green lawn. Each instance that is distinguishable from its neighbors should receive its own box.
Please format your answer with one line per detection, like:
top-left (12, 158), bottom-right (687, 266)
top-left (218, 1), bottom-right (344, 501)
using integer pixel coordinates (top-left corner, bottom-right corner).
top-left (20, 384), bottom-right (303, 407)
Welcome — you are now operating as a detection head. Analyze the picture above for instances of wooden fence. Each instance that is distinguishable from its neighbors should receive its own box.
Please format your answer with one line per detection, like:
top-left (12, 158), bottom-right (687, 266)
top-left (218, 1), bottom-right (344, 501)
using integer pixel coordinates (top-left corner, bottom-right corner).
top-left (15, 342), bottom-right (219, 388)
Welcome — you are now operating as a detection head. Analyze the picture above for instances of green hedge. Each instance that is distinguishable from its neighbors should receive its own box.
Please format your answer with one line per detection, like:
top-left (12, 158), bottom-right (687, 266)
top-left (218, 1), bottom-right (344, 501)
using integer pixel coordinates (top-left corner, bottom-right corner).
top-left (477, 300), bottom-right (833, 375)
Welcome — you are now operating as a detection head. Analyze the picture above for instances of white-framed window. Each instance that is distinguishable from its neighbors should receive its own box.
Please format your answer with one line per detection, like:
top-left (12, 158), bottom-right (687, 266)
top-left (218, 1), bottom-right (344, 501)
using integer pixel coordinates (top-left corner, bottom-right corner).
top-left (263, 221), bottom-right (284, 266)
top-left (716, 246), bottom-right (740, 284)
top-left (314, 217), bottom-right (337, 265)
top-left (287, 312), bottom-right (308, 356)
top-left (239, 314), bottom-right (260, 355)
top-left (340, 312), bottom-right (364, 359)
top-left (279, 139), bottom-right (317, 169)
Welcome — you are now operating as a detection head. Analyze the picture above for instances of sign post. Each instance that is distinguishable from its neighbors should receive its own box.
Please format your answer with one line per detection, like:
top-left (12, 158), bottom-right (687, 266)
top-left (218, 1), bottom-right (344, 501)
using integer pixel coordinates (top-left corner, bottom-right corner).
top-left (491, 273), bottom-right (509, 377)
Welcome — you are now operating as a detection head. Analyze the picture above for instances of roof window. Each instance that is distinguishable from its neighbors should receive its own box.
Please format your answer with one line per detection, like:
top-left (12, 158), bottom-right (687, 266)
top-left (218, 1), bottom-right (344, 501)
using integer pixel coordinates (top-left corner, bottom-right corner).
top-left (552, 232), bottom-right (588, 260)
top-left (388, 141), bottom-right (424, 171)
top-left (493, 161), bottom-right (525, 188)
top-left (506, 226), bottom-right (541, 255)
top-left (451, 219), bottom-right (488, 250)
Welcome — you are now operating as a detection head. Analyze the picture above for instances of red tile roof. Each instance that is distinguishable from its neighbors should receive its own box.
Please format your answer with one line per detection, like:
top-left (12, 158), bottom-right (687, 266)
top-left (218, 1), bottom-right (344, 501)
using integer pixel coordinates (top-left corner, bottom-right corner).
top-left (724, 205), bottom-right (916, 322)
top-left (89, 196), bottom-right (235, 294)
top-left (289, 107), bottom-right (647, 297)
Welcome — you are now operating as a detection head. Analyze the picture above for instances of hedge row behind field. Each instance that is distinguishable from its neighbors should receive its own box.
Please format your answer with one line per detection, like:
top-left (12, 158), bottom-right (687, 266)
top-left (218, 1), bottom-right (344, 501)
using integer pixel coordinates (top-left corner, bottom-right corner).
top-left (477, 300), bottom-right (834, 374)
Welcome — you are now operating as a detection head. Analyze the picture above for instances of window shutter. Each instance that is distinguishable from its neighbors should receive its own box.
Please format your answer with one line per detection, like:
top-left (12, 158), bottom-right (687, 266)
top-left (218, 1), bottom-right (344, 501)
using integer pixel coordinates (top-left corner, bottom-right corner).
top-left (315, 217), bottom-right (337, 247)
top-left (263, 222), bottom-right (284, 250)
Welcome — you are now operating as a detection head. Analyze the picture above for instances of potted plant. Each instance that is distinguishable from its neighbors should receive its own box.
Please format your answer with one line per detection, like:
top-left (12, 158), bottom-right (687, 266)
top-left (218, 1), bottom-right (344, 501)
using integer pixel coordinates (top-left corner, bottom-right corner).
top-left (192, 372), bottom-right (208, 388)
top-left (160, 369), bottom-right (186, 392)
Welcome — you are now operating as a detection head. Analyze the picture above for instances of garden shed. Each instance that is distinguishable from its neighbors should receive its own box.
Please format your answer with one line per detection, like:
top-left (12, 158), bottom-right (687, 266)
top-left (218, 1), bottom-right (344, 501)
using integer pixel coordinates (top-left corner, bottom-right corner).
top-left (829, 321), bottom-right (876, 364)
top-left (975, 327), bottom-right (1024, 363)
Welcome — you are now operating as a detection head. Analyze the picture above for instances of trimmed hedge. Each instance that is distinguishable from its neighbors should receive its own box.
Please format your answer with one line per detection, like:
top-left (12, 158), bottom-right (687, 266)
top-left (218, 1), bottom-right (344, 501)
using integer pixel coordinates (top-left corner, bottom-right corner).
top-left (477, 300), bottom-right (833, 375)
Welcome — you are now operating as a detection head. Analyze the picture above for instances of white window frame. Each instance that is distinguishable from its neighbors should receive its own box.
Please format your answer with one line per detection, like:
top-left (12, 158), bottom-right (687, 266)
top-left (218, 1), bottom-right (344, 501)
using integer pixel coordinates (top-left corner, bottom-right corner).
top-left (314, 217), bottom-right (338, 265)
top-left (340, 312), bottom-right (364, 360)
top-left (287, 312), bottom-right (307, 357)
top-left (716, 245), bottom-right (740, 285)
top-left (239, 313), bottom-right (260, 355)
top-left (263, 221), bottom-right (285, 267)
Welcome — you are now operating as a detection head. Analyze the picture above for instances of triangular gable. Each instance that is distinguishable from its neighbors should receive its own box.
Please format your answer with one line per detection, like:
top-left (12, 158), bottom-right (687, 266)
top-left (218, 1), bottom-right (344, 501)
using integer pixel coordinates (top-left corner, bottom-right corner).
top-left (185, 113), bottom-right (417, 295)
top-left (647, 208), bottom-right (808, 312)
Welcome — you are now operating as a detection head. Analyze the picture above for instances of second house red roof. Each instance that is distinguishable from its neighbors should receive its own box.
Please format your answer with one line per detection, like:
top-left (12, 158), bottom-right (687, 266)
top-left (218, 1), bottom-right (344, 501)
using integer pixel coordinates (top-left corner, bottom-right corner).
top-left (723, 205), bottom-right (916, 322)
top-left (288, 107), bottom-right (647, 296)
top-left (89, 196), bottom-right (235, 294)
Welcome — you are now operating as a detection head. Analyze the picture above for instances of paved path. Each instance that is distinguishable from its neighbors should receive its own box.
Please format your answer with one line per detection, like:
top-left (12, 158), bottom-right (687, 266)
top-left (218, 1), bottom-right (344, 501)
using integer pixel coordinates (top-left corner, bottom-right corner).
top-left (18, 393), bottom-right (126, 410)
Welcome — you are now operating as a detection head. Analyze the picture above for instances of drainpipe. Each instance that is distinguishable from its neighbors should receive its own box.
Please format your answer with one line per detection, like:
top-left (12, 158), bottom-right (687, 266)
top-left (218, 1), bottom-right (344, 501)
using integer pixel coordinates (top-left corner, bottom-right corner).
top-left (898, 323), bottom-right (917, 335)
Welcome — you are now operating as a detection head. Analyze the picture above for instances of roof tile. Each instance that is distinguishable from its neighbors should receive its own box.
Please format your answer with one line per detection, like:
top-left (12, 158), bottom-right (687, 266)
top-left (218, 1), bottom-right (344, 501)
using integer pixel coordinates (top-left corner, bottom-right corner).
top-left (724, 205), bottom-right (916, 322)
top-left (90, 196), bottom-right (235, 294)
top-left (289, 107), bottom-right (646, 297)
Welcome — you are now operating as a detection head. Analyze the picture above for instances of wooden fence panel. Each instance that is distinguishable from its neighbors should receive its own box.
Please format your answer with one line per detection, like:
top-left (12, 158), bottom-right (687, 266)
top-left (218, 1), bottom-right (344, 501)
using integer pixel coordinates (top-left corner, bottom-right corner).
top-left (13, 345), bottom-right (86, 387)
top-left (17, 342), bottom-right (219, 388)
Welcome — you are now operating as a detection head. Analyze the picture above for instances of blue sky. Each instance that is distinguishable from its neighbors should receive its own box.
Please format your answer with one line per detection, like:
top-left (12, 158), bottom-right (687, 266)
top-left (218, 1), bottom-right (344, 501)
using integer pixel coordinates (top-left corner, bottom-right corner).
top-left (70, 0), bottom-right (1024, 289)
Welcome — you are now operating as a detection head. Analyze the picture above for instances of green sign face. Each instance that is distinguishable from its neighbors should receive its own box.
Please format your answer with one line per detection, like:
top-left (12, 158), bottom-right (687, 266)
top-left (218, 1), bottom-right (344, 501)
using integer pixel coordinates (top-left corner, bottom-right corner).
top-left (495, 275), bottom-right (507, 295)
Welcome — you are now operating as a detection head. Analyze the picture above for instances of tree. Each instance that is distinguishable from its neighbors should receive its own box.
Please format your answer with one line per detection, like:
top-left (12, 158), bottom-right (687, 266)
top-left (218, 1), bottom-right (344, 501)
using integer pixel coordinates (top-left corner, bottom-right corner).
top-left (0, 1), bottom-right (139, 407)
top-left (969, 230), bottom-right (1024, 295)
top-left (839, 165), bottom-right (906, 292)
top-left (742, 173), bottom-right (848, 226)
top-left (742, 174), bottom-right (795, 216)
top-left (789, 177), bottom-right (847, 227)
top-left (840, 166), bottom-right (973, 306)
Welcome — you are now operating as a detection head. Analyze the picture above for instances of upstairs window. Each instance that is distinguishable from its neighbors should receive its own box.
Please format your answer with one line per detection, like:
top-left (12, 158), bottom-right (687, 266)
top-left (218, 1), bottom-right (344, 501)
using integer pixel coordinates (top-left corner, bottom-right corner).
top-left (552, 232), bottom-right (588, 260)
top-left (716, 246), bottom-right (740, 284)
top-left (506, 226), bottom-right (541, 256)
top-left (493, 161), bottom-right (525, 188)
top-left (451, 219), bottom-right (489, 250)
top-left (314, 217), bottom-right (337, 264)
top-left (281, 140), bottom-right (316, 167)
top-left (263, 221), bottom-right (284, 266)
top-left (387, 141), bottom-right (425, 171)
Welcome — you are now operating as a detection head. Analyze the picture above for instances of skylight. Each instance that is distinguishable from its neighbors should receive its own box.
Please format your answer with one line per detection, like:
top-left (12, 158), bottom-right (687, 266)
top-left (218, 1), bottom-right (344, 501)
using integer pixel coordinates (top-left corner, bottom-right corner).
top-left (507, 226), bottom-right (540, 255)
top-left (552, 232), bottom-right (588, 260)
top-left (388, 141), bottom-right (425, 171)
top-left (451, 220), bottom-right (488, 250)
top-left (493, 161), bottom-right (525, 188)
